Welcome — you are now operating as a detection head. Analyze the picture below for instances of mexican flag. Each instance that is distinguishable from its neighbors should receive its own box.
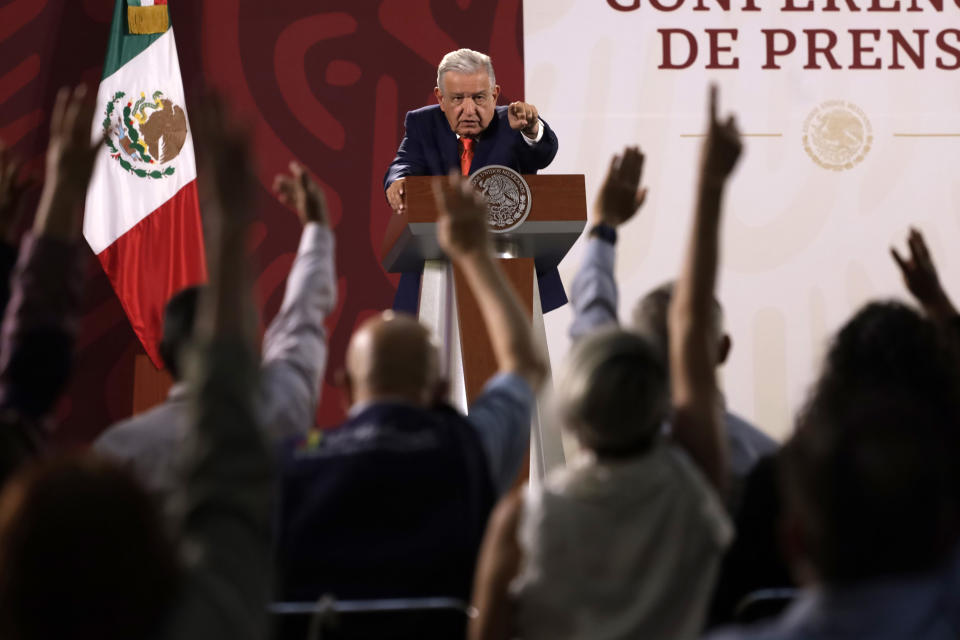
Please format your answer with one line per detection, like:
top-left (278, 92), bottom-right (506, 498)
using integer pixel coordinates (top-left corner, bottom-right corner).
top-left (84, 0), bottom-right (205, 368)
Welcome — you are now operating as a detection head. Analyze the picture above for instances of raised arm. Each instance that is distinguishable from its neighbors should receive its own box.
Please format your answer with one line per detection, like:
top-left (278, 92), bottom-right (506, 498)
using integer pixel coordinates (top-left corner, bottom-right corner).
top-left (0, 85), bottom-right (96, 414)
top-left (469, 489), bottom-right (524, 640)
top-left (165, 96), bottom-right (271, 640)
top-left (669, 86), bottom-right (742, 493)
top-left (256, 162), bottom-right (337, 440)
top-left (433, 172), bottom-right (548, 391)
top-left (569, 146), bottom-right (649, 341)
top-left (432, 173), bottom-right (546, 493)
top-left (0, 85), bottom-right (98, 484)
top-left (891, 228), bottom-right (958, 326)
top-left (1, 85), bottom-right (96, 413)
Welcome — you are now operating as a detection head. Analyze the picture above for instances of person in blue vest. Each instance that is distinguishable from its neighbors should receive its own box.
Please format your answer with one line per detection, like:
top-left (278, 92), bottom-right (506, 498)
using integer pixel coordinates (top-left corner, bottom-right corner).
top-left (383, 48), bottom-right (564, 313)
top-left (277, 174), bottom-right (547, 626)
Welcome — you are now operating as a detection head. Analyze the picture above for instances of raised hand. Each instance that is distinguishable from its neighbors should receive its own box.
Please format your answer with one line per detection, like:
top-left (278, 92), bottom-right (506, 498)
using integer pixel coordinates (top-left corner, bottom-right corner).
top-left (593, 146), bottom-right (648, 228)
top-left (432, 171), bottom-right (490, 260)
top-left (273, 161), bottom-right (330, 227)
top-left (891, 227), bottom-right (957, 321)
top-left (35, 85), bottom-right (102, 241)
top-left (700, 85), bottom-right (743, 190)
top-left (46, 85), bottom-right (101, 198)
top-left (432, 171), bottom-right (547, 393)
top-left (386, 177), bottom-right (406, 214)
top-left (507, 101), bottom-right (540, 137)
top-left (668, 84), bottom-right (742, 494)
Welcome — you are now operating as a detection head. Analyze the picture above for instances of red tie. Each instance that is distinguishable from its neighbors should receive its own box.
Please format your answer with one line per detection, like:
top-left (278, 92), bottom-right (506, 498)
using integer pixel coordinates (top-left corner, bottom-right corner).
top-left (460, 137), bottom-right (474, 176)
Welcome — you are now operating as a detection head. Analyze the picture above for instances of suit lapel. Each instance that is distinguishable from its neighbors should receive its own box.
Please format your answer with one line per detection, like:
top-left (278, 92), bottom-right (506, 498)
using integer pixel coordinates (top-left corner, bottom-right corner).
top-left (470, 139), bottom-right (488, 174)
top-left (472, 109), bottom-right (502, 171)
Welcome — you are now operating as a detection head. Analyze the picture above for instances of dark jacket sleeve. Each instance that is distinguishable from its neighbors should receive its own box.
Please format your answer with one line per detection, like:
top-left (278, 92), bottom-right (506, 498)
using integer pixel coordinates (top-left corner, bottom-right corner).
top-left (384, 110), bottom-right (429, 191)
top-left (515, 117), bottom-right (559, 174)
top-left (0, 233), bottom-right (84, 418)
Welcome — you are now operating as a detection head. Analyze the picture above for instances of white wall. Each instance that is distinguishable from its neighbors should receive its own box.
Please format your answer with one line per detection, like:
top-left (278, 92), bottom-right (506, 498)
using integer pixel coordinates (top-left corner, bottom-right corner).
top-left (525, 1), bottom-right (960, 440)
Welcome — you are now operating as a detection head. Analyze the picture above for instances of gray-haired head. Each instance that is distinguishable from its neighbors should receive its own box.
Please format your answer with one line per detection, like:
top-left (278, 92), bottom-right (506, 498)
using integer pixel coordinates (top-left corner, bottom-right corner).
top-left (631, 281), bottom-right (725, 364)
top-left (556, 328), bottom-right (669, 457)
top-left (436, 49), bottom-right (496, 94)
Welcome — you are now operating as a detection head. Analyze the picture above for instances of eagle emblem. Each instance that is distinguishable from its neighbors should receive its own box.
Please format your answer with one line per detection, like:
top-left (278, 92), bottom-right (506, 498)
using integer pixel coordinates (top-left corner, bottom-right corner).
top-left (103, 90), bottom-right (187, 179)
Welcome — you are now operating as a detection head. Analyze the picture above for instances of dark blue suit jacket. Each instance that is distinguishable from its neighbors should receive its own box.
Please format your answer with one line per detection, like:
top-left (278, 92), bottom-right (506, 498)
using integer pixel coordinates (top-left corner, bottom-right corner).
top-left (278, 404), bottom-right (495, 603)
top-left (384, 105), bottom-right (566, 312)
top-left (384, 104), bottom-right (559, 188)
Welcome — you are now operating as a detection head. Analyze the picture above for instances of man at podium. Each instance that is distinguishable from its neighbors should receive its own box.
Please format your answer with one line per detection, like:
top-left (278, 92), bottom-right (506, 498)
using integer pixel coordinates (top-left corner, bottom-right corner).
top-left (383, 48), bottom-right (565, 312)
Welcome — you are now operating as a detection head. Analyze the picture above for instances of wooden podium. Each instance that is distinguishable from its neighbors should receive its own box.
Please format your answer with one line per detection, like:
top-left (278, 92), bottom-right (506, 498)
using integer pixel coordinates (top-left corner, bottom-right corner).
top-left (380, 174), bottom-right (587, 482)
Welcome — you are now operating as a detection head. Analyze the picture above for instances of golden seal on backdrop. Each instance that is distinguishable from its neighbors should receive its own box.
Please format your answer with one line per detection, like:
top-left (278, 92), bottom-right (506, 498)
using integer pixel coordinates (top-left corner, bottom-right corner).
top-left (803, 101), bottom-right (873, 172)
top-left (469, 165), bottom-right (532, 233)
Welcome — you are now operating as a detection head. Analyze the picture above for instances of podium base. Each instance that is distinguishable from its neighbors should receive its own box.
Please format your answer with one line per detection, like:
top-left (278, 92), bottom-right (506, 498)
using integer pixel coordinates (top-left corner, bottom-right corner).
top-left (417, 259), bottom-right (565, 486)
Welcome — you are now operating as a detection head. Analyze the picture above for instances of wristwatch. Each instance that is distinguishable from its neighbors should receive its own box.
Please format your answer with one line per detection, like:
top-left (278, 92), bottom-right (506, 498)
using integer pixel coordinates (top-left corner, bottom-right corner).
top-left (589, 223), bottom-right (617, 245)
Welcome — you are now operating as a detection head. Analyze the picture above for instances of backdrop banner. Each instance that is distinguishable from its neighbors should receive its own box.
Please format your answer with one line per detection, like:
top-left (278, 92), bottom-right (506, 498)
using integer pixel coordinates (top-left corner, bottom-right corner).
top-left (526, 0), bottom-right (960, 439)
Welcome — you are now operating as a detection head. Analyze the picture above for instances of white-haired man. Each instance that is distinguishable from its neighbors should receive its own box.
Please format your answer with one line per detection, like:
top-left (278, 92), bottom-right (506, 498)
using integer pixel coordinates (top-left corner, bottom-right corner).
top-left (383, 48), bottom-right (564, 312)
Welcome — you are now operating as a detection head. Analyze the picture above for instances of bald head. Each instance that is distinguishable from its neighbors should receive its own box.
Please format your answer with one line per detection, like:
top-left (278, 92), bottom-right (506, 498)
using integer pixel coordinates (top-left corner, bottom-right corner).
top-left (346, 312), bottom-right (440, 407)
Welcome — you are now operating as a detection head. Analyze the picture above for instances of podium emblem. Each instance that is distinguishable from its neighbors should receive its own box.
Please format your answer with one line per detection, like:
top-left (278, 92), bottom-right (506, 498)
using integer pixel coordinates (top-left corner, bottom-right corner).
top-left (469, 165), bottom-right (532, 233)
top-left (803, 101), bottom-right (873, 172)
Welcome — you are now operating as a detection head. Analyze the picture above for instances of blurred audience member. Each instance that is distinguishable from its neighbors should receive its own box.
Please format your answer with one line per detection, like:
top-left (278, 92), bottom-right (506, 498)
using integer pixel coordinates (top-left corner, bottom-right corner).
top-left (569, 149), bottom-right (775, 511)
top-left (0, 90), bottom-right (277, 640)
top-left (707, 452), bottom-right (794, 628)
top-left (633, 283), bottom-right (776, 496)
top-left (892, 227), bottom-right (960, 346)
top-left (95, 160), bottom-right (336, 503)
top-left (0, 86), bottom-right (96, 487)
top-left (469, 86), bottom-right (742, 640)
top-left (708, 230), bottom-right (960, 639)
top-left (276, 172), bottom-right (546, 612)
top-left (0, 455), bottom-right (180, 640)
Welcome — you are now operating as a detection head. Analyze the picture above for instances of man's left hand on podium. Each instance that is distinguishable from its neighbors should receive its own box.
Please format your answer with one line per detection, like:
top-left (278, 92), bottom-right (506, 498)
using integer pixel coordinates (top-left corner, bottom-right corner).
top-left (508, 101), bottom-right (540, 138)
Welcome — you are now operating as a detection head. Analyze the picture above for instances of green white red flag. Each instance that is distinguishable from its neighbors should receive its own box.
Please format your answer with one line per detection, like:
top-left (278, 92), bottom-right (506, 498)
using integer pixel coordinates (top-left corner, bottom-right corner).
top-left (84, 0), bottom-right (205, 368)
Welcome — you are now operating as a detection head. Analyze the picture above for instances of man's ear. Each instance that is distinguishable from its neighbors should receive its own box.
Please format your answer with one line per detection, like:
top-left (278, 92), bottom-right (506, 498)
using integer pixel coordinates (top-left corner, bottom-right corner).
top-left (492, 84), bottom-right (501, 103)
top-left (434, 86), bottom-right (444, 106)
top-left (718, 333), bottom-right (732, 366)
